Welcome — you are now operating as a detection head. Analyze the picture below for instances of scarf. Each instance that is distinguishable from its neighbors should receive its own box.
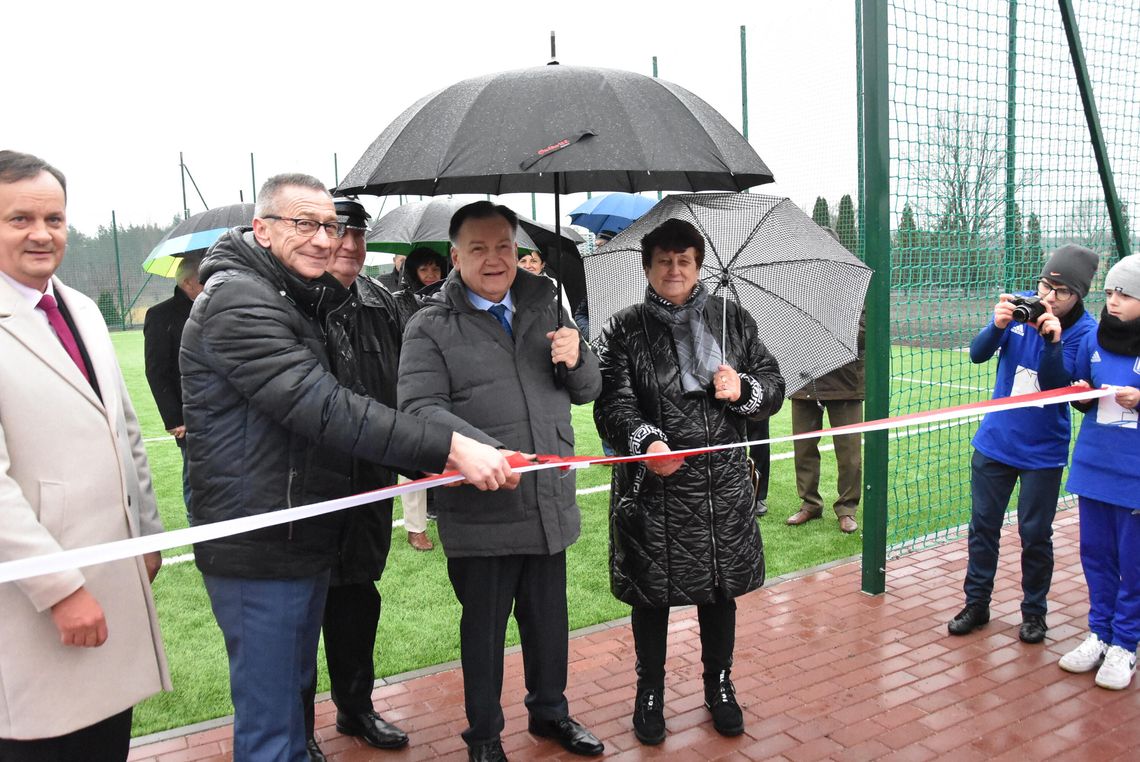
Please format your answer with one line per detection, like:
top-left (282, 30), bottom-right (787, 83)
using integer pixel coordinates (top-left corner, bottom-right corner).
top-left (1097, 306), bottom-right (1140, 357)
top-left (644, 282), bottom-right (723, 395)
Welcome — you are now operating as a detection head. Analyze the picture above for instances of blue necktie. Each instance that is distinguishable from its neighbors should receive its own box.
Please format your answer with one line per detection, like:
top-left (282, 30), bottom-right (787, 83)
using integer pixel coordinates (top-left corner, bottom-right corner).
top-left (488, 304), bottom-right (513, 338)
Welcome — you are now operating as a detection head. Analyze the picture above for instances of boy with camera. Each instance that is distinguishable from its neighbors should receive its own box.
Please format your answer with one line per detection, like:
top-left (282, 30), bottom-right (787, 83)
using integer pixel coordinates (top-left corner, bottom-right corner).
top-left (948, 245), bottom-right (1099, 644)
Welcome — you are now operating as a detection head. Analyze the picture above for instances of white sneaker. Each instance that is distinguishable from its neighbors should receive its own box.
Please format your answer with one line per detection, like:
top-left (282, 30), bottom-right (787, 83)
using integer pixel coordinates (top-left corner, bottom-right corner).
top-left (1094, 645), bottom-right (1137, 690)
top-left (1059, 633), bottom-right (1108, 673)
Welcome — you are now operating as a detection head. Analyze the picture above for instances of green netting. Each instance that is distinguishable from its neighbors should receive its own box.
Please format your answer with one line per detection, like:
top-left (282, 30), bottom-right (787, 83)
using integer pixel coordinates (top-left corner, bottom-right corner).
top-left (881, 0), bottom-right (1140, 554)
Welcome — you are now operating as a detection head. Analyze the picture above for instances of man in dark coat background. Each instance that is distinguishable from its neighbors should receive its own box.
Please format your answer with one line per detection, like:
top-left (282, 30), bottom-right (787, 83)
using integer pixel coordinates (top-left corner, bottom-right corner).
top-left (300, 198), bottom-right (411, 761)
top-left (398, 201), bottom-right (604, 762)
top-left (785, 310), bottom-right (865, 534)
top-left (143, 254), bottom-right (201, 512)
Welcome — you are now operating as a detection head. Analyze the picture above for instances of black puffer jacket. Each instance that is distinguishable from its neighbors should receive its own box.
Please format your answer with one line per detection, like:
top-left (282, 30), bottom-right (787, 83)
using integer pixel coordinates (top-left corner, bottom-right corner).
top-left (322, 275), bottom-right (406, 585)
top-left (593, 297), bottom-right (784, 607)
top-left (181, 228), bottom-right (452, 579)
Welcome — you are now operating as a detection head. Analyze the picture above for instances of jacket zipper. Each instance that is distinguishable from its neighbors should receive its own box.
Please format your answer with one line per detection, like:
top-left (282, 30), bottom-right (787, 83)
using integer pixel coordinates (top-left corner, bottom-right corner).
top-left (286, 467), bottom-right (296, 540)
top-left (702, 399), bottom-right (719, 590)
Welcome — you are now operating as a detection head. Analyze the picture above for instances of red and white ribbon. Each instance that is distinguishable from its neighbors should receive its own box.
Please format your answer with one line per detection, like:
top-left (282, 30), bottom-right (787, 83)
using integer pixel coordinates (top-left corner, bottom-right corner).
top-left (0, 385), bottom-right (1113, 584)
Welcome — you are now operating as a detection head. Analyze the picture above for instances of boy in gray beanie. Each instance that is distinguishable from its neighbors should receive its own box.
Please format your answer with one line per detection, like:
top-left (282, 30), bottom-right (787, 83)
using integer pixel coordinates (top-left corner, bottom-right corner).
top-left (1060, 253), bottom-right (1140, 689)
top-left (948, 244), bottom-right (1099, 645)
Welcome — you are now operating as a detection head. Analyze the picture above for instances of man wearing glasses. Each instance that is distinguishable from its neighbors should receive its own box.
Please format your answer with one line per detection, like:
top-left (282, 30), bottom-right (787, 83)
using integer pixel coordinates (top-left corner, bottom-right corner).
top-left (948, 244), bottom-right (1099, 646)
top-left (181, 175), bottom-right (515, 762)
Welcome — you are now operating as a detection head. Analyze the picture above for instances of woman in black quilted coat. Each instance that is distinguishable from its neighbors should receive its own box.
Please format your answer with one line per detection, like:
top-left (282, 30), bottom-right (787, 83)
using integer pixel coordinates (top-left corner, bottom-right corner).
top-left (593, 219), bottom-right (784, 745)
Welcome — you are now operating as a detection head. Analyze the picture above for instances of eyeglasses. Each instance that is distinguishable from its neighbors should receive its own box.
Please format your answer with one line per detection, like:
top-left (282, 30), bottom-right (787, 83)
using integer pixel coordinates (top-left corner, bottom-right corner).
top-left (263, 215), bottom-right (343, 239)
top-left (1036, 279), bottom-right (1075, 302)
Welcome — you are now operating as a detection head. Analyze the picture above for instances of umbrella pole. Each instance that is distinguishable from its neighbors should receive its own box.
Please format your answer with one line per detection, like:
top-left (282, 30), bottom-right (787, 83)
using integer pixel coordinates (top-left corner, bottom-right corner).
top-left (553, 172), bottom-right (568, 388)
top-left (721, 275), bottom-right (729, 361)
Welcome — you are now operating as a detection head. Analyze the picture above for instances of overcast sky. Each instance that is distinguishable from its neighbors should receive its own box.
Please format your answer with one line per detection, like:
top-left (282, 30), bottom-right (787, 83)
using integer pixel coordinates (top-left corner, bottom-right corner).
top-left (4, 0), bottom-right (858, 234)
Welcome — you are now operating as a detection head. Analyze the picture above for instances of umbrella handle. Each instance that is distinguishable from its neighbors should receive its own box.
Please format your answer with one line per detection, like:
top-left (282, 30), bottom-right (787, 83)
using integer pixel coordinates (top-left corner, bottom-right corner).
top-left (554, 361), bottom-right (568, 389)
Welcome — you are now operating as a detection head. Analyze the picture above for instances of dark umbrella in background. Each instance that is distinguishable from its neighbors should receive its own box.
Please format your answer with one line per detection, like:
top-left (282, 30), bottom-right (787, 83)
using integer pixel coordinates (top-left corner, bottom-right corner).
top-left (569, 192), bottom-right (655, 236)
top-left (364, 197), bottom-right (541, 259)
top-left (142, 203), bottom-right (255, 277)
top-left (516, 218), bottom-right (586, 310)
top-left (582, 193), bottom-right (872, 396)
top-left (336, 61), bottom-right (774, 381)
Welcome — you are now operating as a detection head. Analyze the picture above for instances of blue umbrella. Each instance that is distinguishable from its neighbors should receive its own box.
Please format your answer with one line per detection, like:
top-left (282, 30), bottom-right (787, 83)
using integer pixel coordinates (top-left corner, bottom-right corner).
top-left (142, 203), bottom-right (254, 277)
top-left (569, 193), bottom-right (656, 235)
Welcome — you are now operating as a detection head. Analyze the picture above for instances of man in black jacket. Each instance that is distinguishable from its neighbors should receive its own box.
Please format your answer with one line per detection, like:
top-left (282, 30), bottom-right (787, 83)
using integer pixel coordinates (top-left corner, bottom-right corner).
top-left (143, 255), bottom-right (201, 513)
top-left (399, 202), bottom-right (603, 762)
top-left (181, 176), bottom-right (515, 762)
top-left (301, 199), bottom-right (409, 760)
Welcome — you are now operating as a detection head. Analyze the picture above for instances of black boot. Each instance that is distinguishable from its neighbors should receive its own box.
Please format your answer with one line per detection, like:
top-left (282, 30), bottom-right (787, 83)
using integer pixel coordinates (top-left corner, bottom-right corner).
top-left (704, 670), bottom-right (744, 736)
top-left (632, 685), bottom-right (665, 745)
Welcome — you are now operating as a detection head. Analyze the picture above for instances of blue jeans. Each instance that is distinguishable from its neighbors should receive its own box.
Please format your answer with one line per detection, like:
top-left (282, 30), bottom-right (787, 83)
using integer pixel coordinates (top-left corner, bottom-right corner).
top-left (964, 451), bottom-right (1062, 616)
top-left (204, 572), bottom-right (330, 762)
top-left (1079, 496), bottom-right (1140, 651)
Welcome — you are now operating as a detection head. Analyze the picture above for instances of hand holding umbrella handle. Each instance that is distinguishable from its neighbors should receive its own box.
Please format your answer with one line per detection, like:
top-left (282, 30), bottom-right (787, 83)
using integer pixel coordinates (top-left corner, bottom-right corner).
top-left (548, 327), bottom-right (579, 390)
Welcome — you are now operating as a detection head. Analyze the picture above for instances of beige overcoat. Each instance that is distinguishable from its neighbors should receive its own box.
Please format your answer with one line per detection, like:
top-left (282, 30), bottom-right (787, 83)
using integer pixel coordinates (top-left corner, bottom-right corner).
top-left (0, 275), bottom-right (170, 739)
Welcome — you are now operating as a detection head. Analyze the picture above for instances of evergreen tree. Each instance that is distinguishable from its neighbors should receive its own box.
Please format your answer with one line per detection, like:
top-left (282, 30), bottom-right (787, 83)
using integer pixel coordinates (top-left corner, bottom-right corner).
top-left (836, 194), bottom-right (858, 255)
top-left (894, 202), bottom-right (920, 287)
top-left (811, 197), bottom-right (831, 228)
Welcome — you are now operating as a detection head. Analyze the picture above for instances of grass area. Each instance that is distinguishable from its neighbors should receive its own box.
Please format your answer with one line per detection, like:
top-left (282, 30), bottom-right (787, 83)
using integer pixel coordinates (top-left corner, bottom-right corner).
top-left (113, 330), bottom-right (987, 735)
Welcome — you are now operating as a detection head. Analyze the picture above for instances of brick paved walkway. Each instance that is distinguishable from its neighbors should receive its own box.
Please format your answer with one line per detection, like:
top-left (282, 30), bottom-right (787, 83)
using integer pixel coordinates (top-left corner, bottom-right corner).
top-left (129, 511), bottom-right (1140, 761)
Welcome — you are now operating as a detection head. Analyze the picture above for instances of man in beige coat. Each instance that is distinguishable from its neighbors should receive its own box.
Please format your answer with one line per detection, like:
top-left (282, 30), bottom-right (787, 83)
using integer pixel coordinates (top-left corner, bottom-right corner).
top-left (0, 150), bottom-right (170, 761)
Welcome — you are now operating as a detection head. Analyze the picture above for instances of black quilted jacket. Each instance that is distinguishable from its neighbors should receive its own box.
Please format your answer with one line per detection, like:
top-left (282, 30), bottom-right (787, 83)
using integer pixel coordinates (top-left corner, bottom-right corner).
top-left (593, 298), bottom-right (784, 606)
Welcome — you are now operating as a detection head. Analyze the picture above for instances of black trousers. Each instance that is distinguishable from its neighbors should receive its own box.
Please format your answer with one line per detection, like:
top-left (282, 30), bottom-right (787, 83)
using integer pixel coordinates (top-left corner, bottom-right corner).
top-left (0, 708), bottom-right (132, 762)
top-left (304, 581), bottom-right (382, 738)
top-left (631, 599), bottom-right (737, 690)
top-left (447, 552), bottom-right (570, 747)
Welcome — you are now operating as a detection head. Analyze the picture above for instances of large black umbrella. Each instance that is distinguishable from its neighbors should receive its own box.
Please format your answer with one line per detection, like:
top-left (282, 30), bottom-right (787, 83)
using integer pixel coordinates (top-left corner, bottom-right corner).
top-left (336, 65), bottom-right (772, 197)
top-left (582, 194), bottom-right (872, 396)
top-left (336, 63), bottom-right (772, 380)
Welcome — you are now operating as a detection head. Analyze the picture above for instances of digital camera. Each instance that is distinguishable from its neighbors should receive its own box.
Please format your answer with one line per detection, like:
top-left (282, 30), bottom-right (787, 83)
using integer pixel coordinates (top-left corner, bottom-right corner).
top-left (1010, 295), bottom-right (1046, 324)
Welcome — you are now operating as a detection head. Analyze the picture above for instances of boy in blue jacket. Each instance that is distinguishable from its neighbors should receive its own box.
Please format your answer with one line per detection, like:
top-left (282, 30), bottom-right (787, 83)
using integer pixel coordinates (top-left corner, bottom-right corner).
top-left (949, 245), bottom-right (1099, 644)
top-left (1059, 254), bottom-right (1140, 689)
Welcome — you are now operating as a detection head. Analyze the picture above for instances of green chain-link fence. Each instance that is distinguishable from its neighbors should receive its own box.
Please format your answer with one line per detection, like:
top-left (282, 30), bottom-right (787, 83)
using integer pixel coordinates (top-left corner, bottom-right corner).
top-left (867, 0), bottom-right (1140, 563)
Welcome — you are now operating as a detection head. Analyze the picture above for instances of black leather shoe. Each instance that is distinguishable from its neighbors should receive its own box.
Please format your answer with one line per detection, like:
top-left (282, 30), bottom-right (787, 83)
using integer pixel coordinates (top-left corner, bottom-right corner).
top-left (754, 497), bottom-right (768, 518)
top-left (704, 670), bottom-right (744, 736)
top-left (528, 716), bottom-right (604, 756)
top-left (335, 710), bottom-right (409, 749)
top-left (306, 737), bottom-right (327, 762)
top-left (1019, 613), bottom-right (1047, 644)
top-left (468, 740), bottom-right (508, 762)
top-left (632, 686), bottom-right (666, 745)
top-left (947, 604), bottom-right (990, 635)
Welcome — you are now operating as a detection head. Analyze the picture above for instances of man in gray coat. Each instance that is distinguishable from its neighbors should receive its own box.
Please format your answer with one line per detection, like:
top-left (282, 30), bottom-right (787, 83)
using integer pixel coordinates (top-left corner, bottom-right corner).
top-left (399, 201), bottom-right (603, 762)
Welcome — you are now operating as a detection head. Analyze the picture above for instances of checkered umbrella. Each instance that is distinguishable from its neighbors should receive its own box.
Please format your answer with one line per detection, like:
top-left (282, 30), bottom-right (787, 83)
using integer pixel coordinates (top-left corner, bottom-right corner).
top-left (582, 193), bottom-right (871, 396)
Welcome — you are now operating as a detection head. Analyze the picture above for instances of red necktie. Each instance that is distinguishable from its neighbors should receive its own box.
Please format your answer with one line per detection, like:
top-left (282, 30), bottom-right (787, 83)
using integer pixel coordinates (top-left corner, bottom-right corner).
top-left (36, 293), bottom-right (91, 384)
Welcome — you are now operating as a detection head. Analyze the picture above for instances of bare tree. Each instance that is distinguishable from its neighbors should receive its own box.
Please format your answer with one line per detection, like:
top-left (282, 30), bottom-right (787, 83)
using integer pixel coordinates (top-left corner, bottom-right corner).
top-left (920, 111), bottom-right (1007, 237)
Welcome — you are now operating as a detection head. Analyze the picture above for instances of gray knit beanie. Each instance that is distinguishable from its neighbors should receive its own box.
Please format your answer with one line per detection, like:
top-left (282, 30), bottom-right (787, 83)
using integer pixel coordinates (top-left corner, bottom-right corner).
top-left (1105, 254), bottom-right (1140, 300)
top-left (1040, 244), bottom-right (1099, 298)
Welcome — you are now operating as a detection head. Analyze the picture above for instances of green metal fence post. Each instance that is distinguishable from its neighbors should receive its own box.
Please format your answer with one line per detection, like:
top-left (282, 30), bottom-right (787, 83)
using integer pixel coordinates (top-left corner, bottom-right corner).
top-left (180, 152), bottom-right (189, 220)
top-left (1003, 0), bottom-right (1019, 291)
top-left (111, 210), bottom-right (125, 330)
top-left (740, 26), bottom-right (749, 142)
top-left (654, 55), bottom-right (662, 202)
top-left (1058, 0), bottom-right (1132, 261)
top-left (859, 0), bottom-right (889, 595)
top-left (855, 0), bottom-right (865, 261)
